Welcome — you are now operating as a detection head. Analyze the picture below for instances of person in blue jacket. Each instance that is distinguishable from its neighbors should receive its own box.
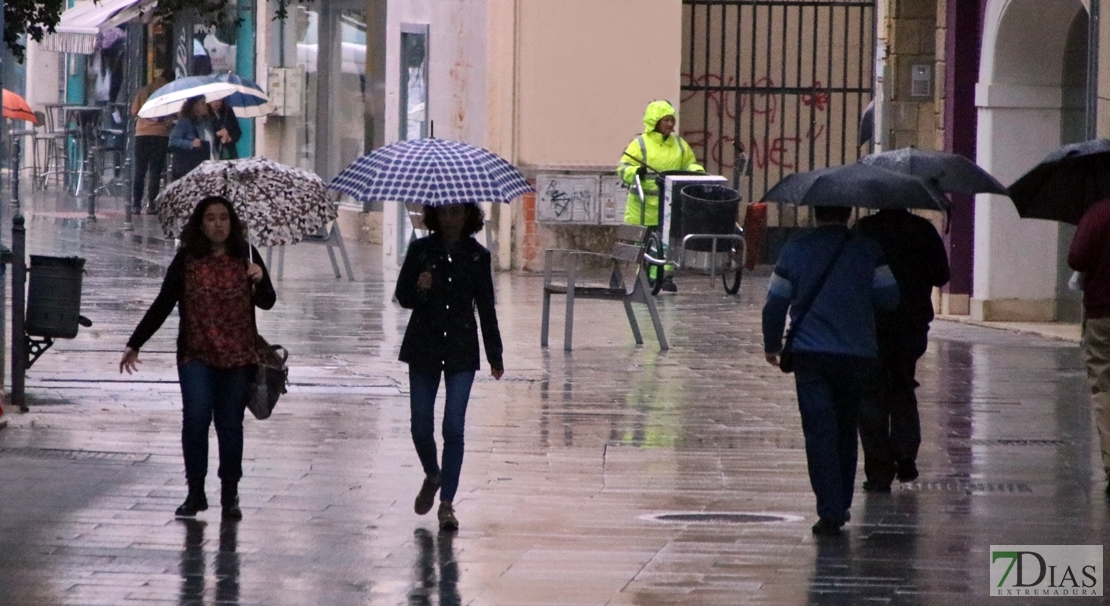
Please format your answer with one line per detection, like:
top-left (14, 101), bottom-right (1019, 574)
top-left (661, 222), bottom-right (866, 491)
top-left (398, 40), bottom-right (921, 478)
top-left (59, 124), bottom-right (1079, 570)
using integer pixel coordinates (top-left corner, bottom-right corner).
top-left (762, 205), bottom-right (899, 536)
top-left (169, 95), bottom-right (215, 180)
top-left (394, 203), bottom-right (504, 531)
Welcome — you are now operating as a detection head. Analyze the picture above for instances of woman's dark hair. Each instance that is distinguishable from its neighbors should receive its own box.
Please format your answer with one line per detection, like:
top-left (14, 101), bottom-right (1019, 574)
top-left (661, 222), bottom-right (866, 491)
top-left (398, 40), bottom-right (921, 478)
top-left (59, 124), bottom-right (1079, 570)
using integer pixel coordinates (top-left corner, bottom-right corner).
top-left (179, 196), bottom-right (249, 259)
top-left (422, 203), bottom-right (485, 236)
top-left (179, 95), bottom-right (207, 120)
top-left (813, 205), bottom-right (852, 224)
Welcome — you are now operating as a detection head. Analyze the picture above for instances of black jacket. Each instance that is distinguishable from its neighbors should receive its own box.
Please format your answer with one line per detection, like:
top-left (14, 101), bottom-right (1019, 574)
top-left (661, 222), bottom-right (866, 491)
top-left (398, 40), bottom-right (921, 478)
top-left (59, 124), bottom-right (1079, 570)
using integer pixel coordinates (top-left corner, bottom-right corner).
top-left (395, 234), bottom-right (503, 372)
top-left (212, 105), bottom-right (242, 159)
top-left (855, 209), bottom-right (950, 331)
top-left (126, 246), bottom-right (276, 359)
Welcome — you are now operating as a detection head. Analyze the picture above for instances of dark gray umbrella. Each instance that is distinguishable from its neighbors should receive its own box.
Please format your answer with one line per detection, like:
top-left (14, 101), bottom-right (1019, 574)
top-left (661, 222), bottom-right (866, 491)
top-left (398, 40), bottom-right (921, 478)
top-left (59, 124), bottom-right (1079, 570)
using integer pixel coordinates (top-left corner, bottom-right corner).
top-left (860, 146), bottom-right (1007, 195)
top-left (762, 162), bottom-right (950, 210)
top-left (1008, 138), bottom-right (1110, 225)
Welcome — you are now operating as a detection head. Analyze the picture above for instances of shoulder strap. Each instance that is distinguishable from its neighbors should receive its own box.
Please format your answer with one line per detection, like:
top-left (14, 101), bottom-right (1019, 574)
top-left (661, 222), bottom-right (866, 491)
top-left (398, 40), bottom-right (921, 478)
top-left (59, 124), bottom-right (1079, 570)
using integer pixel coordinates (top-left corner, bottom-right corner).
top-left (784, 230), bottom-right (853, 346)
top-left (636, 136), bottom-right (647, 165)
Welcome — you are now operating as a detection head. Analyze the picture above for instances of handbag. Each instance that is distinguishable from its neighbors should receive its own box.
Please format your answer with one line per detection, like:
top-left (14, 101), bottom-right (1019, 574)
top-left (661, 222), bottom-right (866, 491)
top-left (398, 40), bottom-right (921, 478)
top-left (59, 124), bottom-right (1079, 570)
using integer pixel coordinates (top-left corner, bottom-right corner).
top-left (778, 231), bottom-right (852, 374)
top-left (248, 334), bottom-right (288, 420)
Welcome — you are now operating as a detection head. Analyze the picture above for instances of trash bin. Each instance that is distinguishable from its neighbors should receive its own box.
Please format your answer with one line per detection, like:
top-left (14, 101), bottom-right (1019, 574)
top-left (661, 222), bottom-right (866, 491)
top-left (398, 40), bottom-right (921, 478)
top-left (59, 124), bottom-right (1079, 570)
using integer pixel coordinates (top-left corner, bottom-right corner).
top-left (678, 184), bottom-right (741, 252)
top-left (26, 255), bottom-right (86, 339)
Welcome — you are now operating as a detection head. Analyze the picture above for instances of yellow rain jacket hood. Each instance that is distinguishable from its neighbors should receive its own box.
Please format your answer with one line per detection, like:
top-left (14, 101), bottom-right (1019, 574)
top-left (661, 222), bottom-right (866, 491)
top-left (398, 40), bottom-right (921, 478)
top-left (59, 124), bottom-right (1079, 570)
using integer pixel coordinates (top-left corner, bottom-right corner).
top-left (617, 101), bottom-right (705, 226)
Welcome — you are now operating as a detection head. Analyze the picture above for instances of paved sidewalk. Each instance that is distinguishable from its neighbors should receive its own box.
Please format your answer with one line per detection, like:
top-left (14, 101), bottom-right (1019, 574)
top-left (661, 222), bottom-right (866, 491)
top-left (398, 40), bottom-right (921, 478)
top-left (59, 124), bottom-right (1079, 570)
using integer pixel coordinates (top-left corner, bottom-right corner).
top-left (0, 191), bottom-right (1107, 605)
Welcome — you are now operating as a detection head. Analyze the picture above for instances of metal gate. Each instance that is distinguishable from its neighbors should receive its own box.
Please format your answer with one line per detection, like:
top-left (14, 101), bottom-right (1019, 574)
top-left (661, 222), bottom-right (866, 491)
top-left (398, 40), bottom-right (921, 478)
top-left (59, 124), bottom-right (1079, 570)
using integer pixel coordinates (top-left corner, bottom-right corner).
top-left (680, 0), bottom-right (876, 227)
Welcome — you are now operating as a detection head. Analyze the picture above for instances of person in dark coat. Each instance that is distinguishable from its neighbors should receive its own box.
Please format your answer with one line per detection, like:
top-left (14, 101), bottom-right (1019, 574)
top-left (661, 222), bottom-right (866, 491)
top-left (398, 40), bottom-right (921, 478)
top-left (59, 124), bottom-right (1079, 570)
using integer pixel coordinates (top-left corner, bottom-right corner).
top-left (855, 209), bottom-right (950, 491)
top-left (394, 203), bottom-right (504, 531)
top-left (208, 98), bottom-right (242, 160)
top-left (120, 196), bottom-right (276, 520)
top-left (763, 205), bottom-right (900, 535)
top-left (169, 95), bottom-right (215, 180)
top-left (1068, 198), bottom-right (1110, 493)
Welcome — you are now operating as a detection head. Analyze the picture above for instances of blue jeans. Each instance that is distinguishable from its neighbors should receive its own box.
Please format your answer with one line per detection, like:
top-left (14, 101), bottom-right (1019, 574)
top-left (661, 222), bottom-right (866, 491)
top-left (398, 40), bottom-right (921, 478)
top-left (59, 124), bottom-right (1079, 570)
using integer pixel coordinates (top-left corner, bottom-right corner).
top-left (409, 366), bottom-right (475, 503)
top-left (178, 361), bottom-right (253, 484)
top-left (793, 352), bottom-right (872, 522)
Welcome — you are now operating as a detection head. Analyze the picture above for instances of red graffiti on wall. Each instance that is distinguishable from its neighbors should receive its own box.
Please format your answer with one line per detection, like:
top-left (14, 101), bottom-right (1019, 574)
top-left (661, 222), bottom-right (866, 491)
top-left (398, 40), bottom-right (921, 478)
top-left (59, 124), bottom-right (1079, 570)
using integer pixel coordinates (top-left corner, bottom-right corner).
top-left (680, 72), bottom-right (831, 170)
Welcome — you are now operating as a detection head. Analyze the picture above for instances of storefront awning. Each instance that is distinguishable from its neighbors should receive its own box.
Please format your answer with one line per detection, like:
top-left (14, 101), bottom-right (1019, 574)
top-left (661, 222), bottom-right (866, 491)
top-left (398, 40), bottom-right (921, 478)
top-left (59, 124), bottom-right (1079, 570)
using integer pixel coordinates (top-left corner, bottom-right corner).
top-left (40, 0), bottom-right (157, 55)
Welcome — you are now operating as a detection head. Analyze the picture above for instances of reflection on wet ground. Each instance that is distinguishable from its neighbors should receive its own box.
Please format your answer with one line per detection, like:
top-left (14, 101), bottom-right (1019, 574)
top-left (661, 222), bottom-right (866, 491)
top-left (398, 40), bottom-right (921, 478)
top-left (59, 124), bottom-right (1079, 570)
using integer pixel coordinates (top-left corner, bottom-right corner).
top-left (0, 190), bottom-right (1106, 604)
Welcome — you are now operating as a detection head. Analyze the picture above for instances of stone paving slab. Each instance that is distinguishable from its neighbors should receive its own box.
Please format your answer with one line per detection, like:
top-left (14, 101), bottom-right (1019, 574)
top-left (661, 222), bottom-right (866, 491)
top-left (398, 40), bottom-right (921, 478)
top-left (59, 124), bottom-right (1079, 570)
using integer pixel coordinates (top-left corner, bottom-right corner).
top-left (0, 191), bottom-right (1107, 605)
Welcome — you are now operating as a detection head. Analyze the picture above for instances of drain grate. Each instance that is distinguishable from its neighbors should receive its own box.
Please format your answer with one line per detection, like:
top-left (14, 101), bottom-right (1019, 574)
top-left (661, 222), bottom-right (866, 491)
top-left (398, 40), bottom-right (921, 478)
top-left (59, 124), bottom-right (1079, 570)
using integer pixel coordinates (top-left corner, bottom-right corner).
top-left (643, 512), bottom-right (802, 524)
top-left (0, 447), bottom-right (150, 463)
top-left (903, 480), bottom-right (1033, 494)
top-left (969, 439), bottom-right (1066, 447)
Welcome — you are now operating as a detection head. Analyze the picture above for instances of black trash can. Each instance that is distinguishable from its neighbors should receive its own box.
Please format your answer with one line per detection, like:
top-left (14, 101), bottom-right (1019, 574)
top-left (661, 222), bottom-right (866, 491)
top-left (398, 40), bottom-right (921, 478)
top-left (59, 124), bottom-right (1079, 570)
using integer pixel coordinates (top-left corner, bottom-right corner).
top-left (678, 184), bottom-right (741, 252)
top-left (26, 256), bottom-right (86, 339)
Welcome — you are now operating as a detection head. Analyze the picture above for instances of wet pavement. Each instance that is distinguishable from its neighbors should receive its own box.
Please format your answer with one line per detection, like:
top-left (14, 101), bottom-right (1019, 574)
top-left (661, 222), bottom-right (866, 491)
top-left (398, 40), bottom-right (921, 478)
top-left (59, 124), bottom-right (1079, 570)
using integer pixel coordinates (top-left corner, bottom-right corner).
top-left (0, 189), bottom-right (1107, 605)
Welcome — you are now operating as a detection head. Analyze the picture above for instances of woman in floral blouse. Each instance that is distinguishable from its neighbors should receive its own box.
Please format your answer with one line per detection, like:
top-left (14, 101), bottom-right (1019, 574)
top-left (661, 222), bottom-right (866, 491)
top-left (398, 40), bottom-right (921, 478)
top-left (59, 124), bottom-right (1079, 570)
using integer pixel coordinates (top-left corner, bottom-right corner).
top-left (120, 196), bottom-right (276, 520)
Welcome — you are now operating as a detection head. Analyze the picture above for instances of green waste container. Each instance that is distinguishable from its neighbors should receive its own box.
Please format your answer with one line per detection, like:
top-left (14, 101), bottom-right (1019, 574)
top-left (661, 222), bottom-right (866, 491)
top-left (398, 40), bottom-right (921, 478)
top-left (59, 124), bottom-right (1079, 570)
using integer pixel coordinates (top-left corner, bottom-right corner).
top-left (26, 256), bottom-right (86, 339)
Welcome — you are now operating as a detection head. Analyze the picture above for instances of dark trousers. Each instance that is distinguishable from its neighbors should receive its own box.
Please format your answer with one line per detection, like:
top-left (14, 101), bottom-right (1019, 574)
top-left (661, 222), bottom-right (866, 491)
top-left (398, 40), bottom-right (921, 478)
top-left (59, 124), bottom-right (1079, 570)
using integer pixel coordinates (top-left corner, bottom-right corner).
top-left (132, 136), bottom-right (168, 209)
top-left (178, 361), bottom-right (252, 484)
top-left (858, 329), bottom-right (927, 484)
top-left (793, 352), bottom-right (871, 522)
top-left (409, 366), bottom-right (475, 503)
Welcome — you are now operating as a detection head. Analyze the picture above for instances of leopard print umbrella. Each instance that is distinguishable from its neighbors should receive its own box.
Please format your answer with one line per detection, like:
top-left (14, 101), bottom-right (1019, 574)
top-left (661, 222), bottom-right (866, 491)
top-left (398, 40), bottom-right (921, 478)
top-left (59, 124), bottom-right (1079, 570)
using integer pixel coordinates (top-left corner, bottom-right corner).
top-left (155, 157), bottom-right (337, 247)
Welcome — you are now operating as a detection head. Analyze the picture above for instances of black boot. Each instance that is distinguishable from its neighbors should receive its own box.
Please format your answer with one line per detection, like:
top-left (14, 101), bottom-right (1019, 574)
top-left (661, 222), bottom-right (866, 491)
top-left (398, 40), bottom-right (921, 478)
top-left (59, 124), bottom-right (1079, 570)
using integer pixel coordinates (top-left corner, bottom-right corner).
top-left (221, 481), bottom-right (242, 521)
top-left (175, 478), bottom-right (208, 517)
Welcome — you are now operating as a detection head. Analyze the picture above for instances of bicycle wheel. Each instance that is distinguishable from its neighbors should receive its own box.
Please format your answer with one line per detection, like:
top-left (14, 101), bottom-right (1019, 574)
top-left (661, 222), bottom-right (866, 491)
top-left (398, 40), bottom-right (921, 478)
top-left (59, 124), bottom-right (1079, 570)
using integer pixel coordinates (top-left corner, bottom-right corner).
top-left (721, 241), bottom-right (743, 295)
top-left (643, 231), bottom-right (666, 295)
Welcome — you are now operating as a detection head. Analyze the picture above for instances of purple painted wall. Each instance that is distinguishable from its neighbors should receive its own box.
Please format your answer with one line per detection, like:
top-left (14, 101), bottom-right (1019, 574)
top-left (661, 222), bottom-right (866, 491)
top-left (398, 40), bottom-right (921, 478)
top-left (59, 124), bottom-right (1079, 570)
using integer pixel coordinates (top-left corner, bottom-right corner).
top-left (942, 0), bottom-right (987, 299)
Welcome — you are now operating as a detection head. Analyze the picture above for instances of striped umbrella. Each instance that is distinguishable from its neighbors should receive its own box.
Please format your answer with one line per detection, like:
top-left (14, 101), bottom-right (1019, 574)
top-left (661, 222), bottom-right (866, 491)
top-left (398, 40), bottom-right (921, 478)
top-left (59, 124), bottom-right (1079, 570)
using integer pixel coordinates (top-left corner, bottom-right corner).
top-left (138, 75), bottom-right (272, 119)
top-left (213, 73), bottom-right (274, 118)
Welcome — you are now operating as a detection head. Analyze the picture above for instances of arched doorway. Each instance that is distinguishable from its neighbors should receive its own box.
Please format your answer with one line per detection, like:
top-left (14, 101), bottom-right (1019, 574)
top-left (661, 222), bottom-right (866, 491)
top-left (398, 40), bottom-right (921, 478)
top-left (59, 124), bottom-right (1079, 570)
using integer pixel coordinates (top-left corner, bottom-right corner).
top-left (974, 0), bottom-right (1087, 322)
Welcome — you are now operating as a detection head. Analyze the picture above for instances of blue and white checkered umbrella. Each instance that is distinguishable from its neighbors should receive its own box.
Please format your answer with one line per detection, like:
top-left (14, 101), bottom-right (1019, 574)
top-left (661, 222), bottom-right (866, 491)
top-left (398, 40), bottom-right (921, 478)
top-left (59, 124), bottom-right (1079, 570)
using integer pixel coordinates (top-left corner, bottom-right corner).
top-left (328, 138), bottom-right (534, 206)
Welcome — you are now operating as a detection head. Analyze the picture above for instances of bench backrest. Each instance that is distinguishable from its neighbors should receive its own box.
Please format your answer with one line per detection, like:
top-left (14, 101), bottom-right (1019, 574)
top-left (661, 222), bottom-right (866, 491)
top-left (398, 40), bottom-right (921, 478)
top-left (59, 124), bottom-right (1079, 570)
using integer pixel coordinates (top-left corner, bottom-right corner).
top-left (610, 224), bottom-right (649, 292)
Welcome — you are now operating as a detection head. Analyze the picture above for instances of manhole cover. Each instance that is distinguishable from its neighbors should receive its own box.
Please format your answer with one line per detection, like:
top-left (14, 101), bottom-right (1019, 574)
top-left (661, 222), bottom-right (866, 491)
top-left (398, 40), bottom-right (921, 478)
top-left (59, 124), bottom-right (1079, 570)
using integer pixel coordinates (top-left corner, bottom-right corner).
top-left (642, 512), bottom-right (803, 524)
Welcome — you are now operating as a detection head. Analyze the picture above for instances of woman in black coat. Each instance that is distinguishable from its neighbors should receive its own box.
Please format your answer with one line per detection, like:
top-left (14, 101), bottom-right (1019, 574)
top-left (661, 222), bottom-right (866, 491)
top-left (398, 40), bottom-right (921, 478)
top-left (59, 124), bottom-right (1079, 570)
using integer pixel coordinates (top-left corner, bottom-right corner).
top-left (394, 203), bottom-right (504, 531)
top-left (208, 98), bottom-right (242, 160)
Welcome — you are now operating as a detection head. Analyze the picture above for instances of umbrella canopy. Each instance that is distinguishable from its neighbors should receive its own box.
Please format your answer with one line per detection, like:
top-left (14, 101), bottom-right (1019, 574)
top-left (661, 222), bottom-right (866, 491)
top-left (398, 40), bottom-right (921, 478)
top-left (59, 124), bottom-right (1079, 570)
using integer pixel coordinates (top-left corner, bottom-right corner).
top-left (155, 157), bottom-right (336, 247)
top-left (212, 73), bottom-right (274, 118)
top-left (762, 162), bottom-right (950, 211)
top-left (329, 138), bottom-right (534, 206)
top-left (1008, 138), bottom-right (1110, 224)
top-left (3, 89), bottom-right (37, 124)
top-left (860, 147), bottom-right (1007, 195)
top-left (138, 75), bottom-right (272, 119)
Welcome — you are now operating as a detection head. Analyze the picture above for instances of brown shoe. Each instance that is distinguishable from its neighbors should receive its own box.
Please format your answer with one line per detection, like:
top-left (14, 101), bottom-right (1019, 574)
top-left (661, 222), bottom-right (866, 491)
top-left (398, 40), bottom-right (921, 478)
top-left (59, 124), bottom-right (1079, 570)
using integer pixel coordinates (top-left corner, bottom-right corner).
top-left (438, 501), bottom-right (458, 531)
top-left (414, 474), bottom-right (440, 515)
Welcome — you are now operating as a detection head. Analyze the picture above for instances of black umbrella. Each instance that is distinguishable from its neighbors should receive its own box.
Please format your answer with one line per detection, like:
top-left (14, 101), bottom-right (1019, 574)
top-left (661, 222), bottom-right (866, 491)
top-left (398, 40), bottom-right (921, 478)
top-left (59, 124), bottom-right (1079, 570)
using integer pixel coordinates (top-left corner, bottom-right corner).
top-left (860, 146), bottom-right (1007, 195)
top-left (762, 162), bottom-right (950, 210)
top-left (1008, 138), bottom-right (1110, 224)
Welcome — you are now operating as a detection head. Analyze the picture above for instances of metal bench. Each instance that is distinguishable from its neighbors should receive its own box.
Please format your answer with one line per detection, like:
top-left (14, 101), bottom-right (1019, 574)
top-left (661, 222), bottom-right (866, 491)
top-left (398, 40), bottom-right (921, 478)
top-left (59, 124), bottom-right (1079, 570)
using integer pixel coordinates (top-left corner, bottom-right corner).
top-left (541, 224), bottom-right (668, 351)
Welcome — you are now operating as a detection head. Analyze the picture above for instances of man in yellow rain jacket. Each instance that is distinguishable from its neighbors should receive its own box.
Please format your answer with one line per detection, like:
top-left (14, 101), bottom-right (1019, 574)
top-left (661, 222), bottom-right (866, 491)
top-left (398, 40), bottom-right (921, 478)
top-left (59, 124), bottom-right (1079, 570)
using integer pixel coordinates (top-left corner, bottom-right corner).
top-left (617, 100), bottom-right (704, 292)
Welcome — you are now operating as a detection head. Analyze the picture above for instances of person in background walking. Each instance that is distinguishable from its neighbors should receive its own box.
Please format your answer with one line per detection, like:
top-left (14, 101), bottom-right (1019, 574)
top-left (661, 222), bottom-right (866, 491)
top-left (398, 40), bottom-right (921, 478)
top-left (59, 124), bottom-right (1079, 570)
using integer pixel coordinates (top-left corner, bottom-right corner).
top-left (616, 100), bottom-right (704, 293)
top-left (762, 205), bottom-right (899, 536)
top-left (1068, 198), bottom-right (1110, 495)
top-left (208, 98), bottom-right (242, 160)
top-left (854, 209), bottom-right (950, 492)
top-left (130, 68), bottom-right (174, 214)
top-left (120, 196), bottom-right (275, 520)
top-left (394, 203), bottom-right (504, 531)
top-left (169, 95), bottom-right (215, 181)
